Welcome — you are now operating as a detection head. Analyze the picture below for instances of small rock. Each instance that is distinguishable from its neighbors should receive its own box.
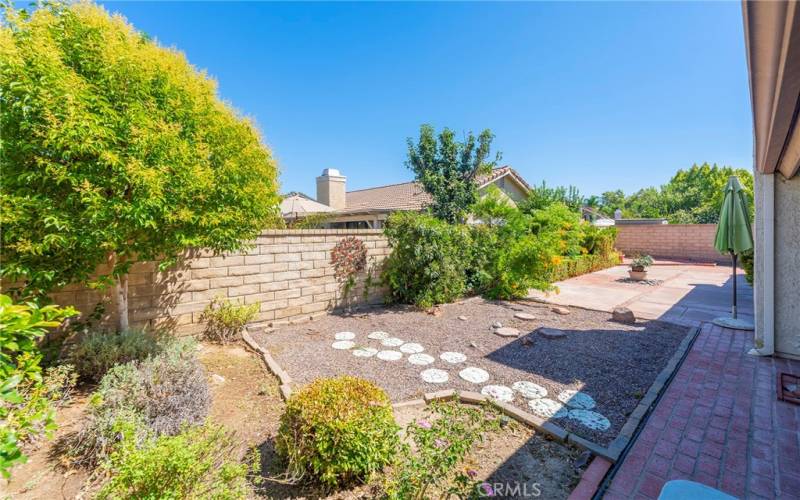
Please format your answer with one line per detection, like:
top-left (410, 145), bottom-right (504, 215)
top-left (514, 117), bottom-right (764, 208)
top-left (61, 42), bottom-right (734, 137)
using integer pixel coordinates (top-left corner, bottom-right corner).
top-left (514, 312), bottom-right (537, 320)
top-left (494, 327), bottom-right (520, 338)
top-left (538, 327), bottom-right (567, 339)
top-left (551, 306), bottom-right (570, 315)
top-left (521, 337), bottom-right (534, 347)
top-left (469, 341), bottom-right (479, 349)
top-left (499, 415), bottom-right (511, 428)
top-left (612, 306), bottom-right (636, 324)
top-left (427, 306), bottom-right (442, 316)
top-left (458, 315), bottom-right (468, 321)
top-left (492, 321), bottom-right (503, 329)
top-left (211, 374), bottom-right (226, 384)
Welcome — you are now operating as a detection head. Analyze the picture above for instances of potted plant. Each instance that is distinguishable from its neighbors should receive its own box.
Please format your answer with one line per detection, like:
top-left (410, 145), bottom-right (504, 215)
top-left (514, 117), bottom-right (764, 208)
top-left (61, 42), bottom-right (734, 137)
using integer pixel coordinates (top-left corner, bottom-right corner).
top-left (628, 254), bottom-right (653, 281)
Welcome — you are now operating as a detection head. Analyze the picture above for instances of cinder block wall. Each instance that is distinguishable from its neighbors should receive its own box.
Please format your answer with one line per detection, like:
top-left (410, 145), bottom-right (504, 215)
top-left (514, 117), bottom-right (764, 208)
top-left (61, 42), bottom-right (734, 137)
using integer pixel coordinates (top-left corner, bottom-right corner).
top-left (47, 229), bottom-right (390, 335)
top-left (615, 224), bottom-right (725, 263)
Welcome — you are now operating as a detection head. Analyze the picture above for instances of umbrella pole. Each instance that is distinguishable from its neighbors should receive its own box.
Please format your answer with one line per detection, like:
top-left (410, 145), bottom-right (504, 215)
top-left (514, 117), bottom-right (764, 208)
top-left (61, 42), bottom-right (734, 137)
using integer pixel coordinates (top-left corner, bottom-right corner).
top-left (732, 251), bottom-right (738, 319)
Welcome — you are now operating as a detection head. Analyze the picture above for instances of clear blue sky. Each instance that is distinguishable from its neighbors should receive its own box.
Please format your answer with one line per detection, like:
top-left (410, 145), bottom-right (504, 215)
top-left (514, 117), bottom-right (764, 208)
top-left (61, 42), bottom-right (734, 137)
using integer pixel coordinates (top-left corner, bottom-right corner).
top-left (99, 1), bottom-right (752, 198)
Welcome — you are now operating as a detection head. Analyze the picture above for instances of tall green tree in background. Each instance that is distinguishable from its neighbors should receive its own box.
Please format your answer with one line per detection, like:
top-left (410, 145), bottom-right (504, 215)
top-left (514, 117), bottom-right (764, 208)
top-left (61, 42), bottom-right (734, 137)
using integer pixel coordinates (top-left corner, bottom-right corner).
top-left (597, 163), bottom-right (753, 223)
top-left (518, 181), bottom-right (583, 213)
top-left (0, 2), bottom-right (281, 329)
top-left (406, 124), bottom-right (500, 223)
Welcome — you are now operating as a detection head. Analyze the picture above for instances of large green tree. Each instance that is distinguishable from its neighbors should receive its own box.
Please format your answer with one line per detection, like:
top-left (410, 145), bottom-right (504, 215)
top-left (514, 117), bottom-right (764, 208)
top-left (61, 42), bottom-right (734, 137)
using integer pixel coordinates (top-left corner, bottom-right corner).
top-left (0, 2), bottom-right (281, 329)
top-left (597, 163), bottom-right (753, 223)
top-left (406, 124), bottom-right (500, 223)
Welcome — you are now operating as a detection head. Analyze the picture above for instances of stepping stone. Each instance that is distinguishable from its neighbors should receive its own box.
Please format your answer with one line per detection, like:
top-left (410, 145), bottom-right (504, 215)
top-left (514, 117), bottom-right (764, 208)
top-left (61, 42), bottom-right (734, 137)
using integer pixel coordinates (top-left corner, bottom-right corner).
top-left (376, 350), bottom-right (402, 361)
top-left (481, 385), bottom-right (514, 403)
top-left (440, 351), bottom-right (467, 364)
top-left (352, 347), bottom-right (378, 358)
top-left (512, 381), bottom-right (547, 399)
top-left (514, 313), bottom-right (537, 320)
top-left (538, 327), bottom-right (567, 339)
top-left (551, 306), bottom-right (570, 315)
top-left (332, 340), bottom-right (355, 350)
top-left (335, 331), bottom-right (356, 340)
top-left (399, 342), bottom-right (425, 354)
top-left (494, 327), bottom-right (520, 338)
top-left (527, 398), bottom-right (569, 419)
top-left (568, 409), bottom-right (610, 431)
top-left (458, 316), bottom-right (468, 321)
top-left (408, 353), bottom-right (435, 365)
top-left (557, 390), bottom-right (596, 410)
top-left (381, 337), bottom-right (404, 347)
top-left (367, 331), bottom-right (390, 340)
top-left (459, 367), bottom-right (490, 384)
top-left (612, 307), bottom-right (636, 324)
top-left (421, 369), bottom-right (449, 384)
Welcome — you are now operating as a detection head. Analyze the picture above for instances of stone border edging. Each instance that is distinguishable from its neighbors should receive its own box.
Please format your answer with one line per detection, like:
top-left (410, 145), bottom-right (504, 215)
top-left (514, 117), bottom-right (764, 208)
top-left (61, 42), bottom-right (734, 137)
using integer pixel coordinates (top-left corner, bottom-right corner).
top-left (241, 330), bottom-right (294, 399)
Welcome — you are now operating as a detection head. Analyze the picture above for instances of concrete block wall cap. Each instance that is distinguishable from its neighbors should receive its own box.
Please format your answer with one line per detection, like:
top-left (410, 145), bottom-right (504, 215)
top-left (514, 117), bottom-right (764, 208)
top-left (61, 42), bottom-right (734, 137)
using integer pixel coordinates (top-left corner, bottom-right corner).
top-left (457, 391), bottom-right (488, 404)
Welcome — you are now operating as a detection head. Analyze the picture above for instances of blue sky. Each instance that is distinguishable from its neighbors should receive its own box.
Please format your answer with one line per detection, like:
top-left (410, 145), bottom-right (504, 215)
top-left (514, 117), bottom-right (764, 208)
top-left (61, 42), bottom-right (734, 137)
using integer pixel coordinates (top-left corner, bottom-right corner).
top-left (99, 1), bottom-right (752, 197)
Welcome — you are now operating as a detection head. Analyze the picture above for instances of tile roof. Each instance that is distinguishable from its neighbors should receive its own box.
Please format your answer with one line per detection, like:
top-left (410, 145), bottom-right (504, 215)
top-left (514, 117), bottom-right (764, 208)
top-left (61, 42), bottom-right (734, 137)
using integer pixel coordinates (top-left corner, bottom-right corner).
top-left (339, 166), bottom-right (529, 214)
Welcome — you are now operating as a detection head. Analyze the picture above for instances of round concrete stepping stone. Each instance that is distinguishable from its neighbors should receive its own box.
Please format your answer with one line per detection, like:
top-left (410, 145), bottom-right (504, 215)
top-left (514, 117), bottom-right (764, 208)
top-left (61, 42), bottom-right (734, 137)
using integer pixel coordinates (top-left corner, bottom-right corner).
top-left (335, 331), bottom-right (356, 341)
top-left (527, 398), bottom-right (569, 419)
top-left (481, 385), bottom-right (514, 403)
top-left (376, 350), bottom-right (402, 361)
top-left (557, 390), bottom-right (596, 410)
top-left (538, 327), bottom-right (567, 339)
top-left (367, 331), bottom-right (390, 340)
top-left (459, 367), bottom-right (490, 384)
top-left (512, 381), bottom-right (548, 399)
top-left (332, 340), bottom-right (355, 350)
top-left (399, 342), bottom-right (425, 354)
top-left (420, 368), bottom-right (449, 384)
top-left (381, 337), bottom-right (404, 347)
top-left (494, 327), bottom-right (520, 338)
top-left (440, 351), bottom-right (467, 364)
top-left (568, 409), bottom-right (610, 431)
top-left (514, 312), bottom-right (537, 320)
top-left (352, 347), bottom-right (378, 358)
top-left (408, 353), bottom-right (435, 365)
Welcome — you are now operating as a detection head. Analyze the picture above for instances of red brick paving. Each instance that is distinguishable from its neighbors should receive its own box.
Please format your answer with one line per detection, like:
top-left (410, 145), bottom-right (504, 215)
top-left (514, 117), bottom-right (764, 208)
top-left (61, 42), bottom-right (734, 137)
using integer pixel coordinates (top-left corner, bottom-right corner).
top-left (606, 323), bottom-right (800, 499)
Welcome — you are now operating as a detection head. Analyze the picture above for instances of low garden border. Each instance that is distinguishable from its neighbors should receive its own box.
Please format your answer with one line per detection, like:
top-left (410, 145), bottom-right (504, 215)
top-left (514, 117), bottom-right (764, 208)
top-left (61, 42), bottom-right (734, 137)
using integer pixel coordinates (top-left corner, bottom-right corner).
top-left (240, 322), bottom-right (700, 499)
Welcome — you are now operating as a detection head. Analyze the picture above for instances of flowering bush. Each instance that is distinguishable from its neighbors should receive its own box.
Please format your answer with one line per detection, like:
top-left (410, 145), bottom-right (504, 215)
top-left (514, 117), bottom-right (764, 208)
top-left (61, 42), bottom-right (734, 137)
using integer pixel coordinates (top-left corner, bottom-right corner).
top-left (201, 296), bottom-right (258, 344)
top-left (276, 376), bottom-right (399, 487)
top-left (330, 237), bottom-right (369, 303)
top-left (385, 401), bottom-right (501, 499)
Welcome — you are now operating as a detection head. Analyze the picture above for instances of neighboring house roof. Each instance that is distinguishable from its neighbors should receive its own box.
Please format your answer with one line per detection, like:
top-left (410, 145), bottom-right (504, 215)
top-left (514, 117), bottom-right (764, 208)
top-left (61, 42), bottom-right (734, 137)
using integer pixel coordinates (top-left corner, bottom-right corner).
top-left (280, 194), bottom-right (336, 217)
top-left (341, 166), bottom-right (530, 214)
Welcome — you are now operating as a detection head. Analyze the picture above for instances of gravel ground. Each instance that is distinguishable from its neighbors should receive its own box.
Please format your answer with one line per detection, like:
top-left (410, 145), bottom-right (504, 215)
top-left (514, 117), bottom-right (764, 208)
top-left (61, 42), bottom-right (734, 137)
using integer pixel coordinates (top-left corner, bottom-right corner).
top-left (253, 297), bottom-right (689, 446)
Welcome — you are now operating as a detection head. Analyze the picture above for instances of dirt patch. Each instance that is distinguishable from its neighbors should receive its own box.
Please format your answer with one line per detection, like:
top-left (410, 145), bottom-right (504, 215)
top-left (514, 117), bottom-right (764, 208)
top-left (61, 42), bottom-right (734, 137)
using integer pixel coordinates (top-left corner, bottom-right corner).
top-left (254, 298), bottom-right (689, 446)
top-left (393, 403), bottom-right (581, 500)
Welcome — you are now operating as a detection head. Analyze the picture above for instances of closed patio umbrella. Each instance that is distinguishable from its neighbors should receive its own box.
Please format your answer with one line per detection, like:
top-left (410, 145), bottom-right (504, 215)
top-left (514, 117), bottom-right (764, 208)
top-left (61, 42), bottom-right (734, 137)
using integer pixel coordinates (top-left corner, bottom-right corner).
top-left (712, 176), bottom-right (754, 330)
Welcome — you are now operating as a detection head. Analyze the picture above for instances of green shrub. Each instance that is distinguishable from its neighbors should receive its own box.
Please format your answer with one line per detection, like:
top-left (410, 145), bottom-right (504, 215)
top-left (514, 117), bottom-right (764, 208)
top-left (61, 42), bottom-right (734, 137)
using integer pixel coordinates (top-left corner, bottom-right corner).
top-left (547, 252), bottom-right (622, 282)
top-left (385, 401), bottom-right (501, 499)
top-left (69, 339), bottom-right (209, 467)
top-left (69, 329), bottom-right (164, 382)
top-left (383, 212), bottom-right (472, 308)
top-left (530, 203), bottom-right (586, 257)
top-left (0, 294), bottom-right (75, 478)
top-left (201, 296), bottom-right (258, 344)
top-left (98, 422), bottom-right (251, 500)
top-left (276, 376), bottom-right (399, 487)
top-left (740, 249), bottom-right (754, 285)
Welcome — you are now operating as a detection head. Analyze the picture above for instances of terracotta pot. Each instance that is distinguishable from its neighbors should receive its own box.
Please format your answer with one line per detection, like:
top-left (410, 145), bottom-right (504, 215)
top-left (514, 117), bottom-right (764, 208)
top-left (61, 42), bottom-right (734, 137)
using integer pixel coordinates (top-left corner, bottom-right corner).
top-left (628, 270), bottom-right (648, 281)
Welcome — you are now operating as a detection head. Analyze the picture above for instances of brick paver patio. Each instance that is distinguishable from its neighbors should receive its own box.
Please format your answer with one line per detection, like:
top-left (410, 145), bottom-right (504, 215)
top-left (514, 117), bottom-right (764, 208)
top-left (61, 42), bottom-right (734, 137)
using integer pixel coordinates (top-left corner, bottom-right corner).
top-left (604, 323), bottom-right (800, 499)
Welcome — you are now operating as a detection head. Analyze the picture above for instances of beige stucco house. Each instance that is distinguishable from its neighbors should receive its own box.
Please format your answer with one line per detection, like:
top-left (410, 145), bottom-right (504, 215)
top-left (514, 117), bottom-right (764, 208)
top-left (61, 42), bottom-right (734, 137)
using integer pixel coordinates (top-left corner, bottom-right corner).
top-left (743, 0), bottom-right (800, 358)
top-left (281, 166), bottom-right (531, 229)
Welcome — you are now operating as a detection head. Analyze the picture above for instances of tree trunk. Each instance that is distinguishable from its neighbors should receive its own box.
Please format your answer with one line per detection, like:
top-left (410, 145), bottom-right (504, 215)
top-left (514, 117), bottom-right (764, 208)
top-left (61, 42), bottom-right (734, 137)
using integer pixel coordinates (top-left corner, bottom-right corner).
top-left (109, 252), bottom-right (130, 331)
top-left (115, 272), bottom-right (129, 332)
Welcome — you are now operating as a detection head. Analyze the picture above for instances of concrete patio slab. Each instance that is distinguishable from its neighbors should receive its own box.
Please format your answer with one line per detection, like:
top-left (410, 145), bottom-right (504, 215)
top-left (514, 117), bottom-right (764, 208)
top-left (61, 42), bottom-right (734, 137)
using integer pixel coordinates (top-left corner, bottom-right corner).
top-left (528, 263), bottom-right (753, 326)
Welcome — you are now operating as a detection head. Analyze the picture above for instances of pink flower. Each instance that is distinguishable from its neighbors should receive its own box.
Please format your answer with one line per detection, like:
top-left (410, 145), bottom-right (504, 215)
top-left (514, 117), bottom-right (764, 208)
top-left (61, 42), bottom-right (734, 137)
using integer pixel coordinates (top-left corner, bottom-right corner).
top-left (467, 469), bottom-right (478, 479)
top-left (434, 438), bottom-right (448, 448)
top-left (416, 419), bottom-right (432, 429)
top-left (480, 483), bottom-right (495, 496)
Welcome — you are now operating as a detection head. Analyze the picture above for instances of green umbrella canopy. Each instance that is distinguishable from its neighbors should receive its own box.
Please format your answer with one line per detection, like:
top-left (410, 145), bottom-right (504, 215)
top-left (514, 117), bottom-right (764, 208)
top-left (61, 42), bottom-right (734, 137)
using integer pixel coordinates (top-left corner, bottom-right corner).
top-left (714, 176), bottom-right (754, 255)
